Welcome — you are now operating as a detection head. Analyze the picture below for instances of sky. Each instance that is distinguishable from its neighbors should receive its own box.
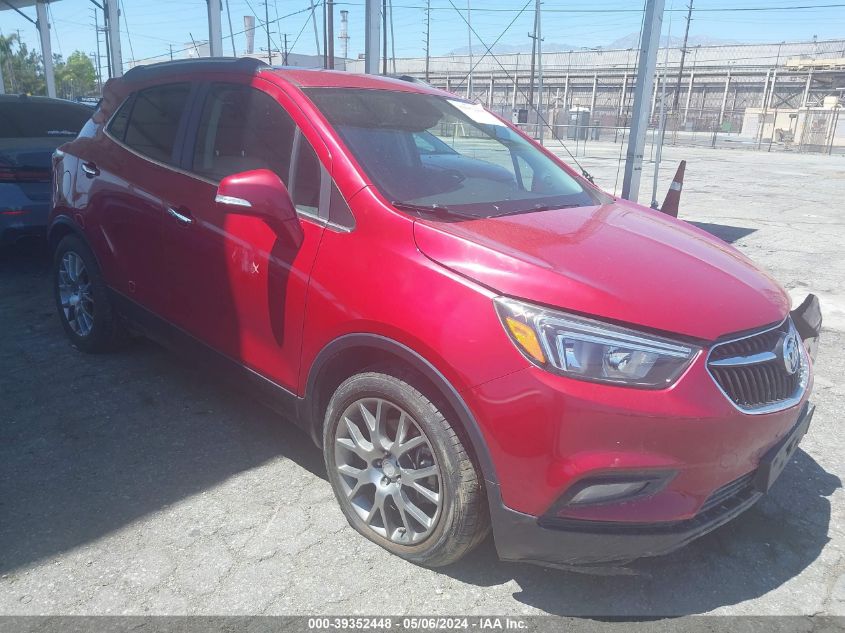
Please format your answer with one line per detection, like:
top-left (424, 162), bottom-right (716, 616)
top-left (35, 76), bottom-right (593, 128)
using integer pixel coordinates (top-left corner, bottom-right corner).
top-left (2, 0), bottom-right (844, 73)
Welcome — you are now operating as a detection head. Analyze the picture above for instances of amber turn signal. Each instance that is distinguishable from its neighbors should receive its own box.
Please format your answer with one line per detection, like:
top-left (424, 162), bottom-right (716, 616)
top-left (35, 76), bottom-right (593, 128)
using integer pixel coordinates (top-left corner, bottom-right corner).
top-left (504, 316), bottom-right (546, 364)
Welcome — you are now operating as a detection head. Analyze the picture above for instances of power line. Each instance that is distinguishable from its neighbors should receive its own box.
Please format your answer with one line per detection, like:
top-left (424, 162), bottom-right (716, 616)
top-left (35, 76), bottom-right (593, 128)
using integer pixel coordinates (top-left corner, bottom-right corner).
top-left (334, 1), bottom-right (845, 11)
top-left (444, 0), bottom-right (593, 182)
top-left (120, 0), bottom-right (135, 62)
top-left (129, 4), bottom-right (316, 64)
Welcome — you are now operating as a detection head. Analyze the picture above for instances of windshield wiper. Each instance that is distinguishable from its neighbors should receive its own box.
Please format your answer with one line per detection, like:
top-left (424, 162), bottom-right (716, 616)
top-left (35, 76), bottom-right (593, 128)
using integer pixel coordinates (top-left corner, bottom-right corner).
top-left (486, 203), bottom-right (579, 218)
top-left (391, 201), bottom-right (479, 220)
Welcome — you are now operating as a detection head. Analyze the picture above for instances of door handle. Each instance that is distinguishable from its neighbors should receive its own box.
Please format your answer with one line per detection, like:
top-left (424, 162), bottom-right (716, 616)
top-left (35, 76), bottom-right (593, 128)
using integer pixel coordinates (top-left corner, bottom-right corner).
top-left (167, 207), bottom-right (193, 225)
top-left (81, 162), bottom-right (99, 178)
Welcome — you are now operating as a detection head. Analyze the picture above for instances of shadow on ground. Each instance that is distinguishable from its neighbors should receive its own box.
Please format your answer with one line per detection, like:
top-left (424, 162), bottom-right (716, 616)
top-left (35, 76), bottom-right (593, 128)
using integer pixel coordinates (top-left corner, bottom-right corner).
top-left (0, 245), bottom-right (838, 617)
top-left (0, 244), bottom-right (324, 575)
top-left (688, 221), bottom-right (757, 244)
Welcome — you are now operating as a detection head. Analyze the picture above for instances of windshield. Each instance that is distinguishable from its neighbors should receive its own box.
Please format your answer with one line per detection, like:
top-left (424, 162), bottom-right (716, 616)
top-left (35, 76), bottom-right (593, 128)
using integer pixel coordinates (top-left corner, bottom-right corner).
top-left (305, 88), bottom-right (606, 218)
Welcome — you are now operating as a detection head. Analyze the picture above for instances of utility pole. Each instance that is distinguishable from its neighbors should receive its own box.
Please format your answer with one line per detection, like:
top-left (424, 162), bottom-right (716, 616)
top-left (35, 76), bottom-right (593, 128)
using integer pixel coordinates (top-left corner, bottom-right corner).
top-left (339, 10), bottom-right (350, 60)
top-left (651, 11), bottom-right (672, 209)
top-left (389, 0), bottom-right (396, 73)
top-left (169, 44), bottom-right (173, 60)
top-left (104, 0), bottom-right (122, 77)
top-left (382, 0), bottom-right (388, 74)
top-left (364, 0), bottom-right (380, 74)
top-left (671, 0), bottom-right (693, 113)
top-left (92, 8), bottom-right (103, 89)
top-left (326, 0), bottom-right (334, 69)
top-left (621, 0), bottom-right (665, 202)
top-left (535, 0), bottom-right (544, 142)
top-left (207, 0), bottom-right (223, 56)
top-left (323, 0), bottom-right (328, 68)
top-left (264, 0), bottom-right (272, 64)
top-left (466, 0), bottom-right (473, 99)
top-left (527, 9), bottom-right (538, 107)
top-left (283, 33), bottom-right (288, 65)
top-left (225, 0), bottom-right (236, 56)
top-left (309, 0), bottom-right (321, 59)
top-left (424, 0), bottom-right (431, 82)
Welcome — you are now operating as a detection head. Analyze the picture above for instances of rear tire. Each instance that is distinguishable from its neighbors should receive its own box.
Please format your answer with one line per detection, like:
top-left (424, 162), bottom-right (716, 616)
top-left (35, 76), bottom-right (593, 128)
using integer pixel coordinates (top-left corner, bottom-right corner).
top-left (323, 371), bottom-right (489, 567)
top-left (53, 234), bottom-right (126, 353)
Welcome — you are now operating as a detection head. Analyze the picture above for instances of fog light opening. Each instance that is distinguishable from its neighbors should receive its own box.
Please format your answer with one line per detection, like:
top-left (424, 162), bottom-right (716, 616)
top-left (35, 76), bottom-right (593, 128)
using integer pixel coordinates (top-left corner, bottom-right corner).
top-left (569, 481), bottom-right (651, 505)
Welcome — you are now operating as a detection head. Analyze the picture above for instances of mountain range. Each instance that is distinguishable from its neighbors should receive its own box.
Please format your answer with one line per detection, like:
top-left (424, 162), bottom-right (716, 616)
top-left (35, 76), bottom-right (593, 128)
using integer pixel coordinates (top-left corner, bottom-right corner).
top-left (447, 33), bottom-right (739, 56)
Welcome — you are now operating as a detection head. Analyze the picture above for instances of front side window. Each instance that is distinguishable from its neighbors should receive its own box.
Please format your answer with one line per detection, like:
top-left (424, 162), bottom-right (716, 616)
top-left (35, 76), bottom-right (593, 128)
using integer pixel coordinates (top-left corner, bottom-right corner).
top-left (192, 83), bottom-right (296, 183)
top-left (122, 83), bottom-right (191, 164)
top-left (290, 132), bottom-right (321, 215)
top-left (306, 88), bottom-right (606, 219)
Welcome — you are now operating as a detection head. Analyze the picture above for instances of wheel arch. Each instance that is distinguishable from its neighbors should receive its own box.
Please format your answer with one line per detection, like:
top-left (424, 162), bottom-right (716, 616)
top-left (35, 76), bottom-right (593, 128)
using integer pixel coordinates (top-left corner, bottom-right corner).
top-left (48, 217), bottom-right (86, 254)
top-left (302, 333), bottom-right (498, 485)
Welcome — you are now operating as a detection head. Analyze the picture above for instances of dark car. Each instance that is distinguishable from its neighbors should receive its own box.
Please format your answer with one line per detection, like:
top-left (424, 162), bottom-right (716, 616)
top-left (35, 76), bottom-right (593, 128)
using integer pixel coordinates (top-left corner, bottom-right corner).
top-left (0, 94), bottom-right (92, 246)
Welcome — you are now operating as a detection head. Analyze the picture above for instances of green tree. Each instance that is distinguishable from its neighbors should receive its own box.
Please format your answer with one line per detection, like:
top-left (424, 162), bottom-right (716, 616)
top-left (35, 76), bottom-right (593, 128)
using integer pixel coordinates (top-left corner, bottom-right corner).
top-left (56, 51), bottom-right (98, 98)
top-left (0, 33), bottom-right (45, 95)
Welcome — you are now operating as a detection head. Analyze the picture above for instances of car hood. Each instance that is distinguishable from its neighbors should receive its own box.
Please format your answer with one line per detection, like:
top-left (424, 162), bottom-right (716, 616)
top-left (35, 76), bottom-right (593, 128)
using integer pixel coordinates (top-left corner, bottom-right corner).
top-left (412, 200), bottom-right (789, 341)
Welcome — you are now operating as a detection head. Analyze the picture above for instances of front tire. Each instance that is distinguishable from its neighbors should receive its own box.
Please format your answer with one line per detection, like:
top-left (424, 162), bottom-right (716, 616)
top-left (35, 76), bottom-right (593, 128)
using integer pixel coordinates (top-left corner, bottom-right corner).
top-left (53, 234), bottom-right (126, 353)
top-left (323, 371), bottom-right (489, 567)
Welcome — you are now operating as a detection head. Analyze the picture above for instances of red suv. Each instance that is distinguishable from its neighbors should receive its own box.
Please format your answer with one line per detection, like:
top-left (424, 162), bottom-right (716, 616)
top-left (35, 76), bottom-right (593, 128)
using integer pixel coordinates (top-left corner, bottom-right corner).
top-left (49, 58), bottom-right (821, 568)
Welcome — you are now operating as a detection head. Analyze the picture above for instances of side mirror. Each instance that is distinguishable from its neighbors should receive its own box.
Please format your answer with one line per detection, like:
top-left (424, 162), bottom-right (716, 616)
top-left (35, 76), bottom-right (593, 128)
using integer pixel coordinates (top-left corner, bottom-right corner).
top-left (215, 168), bottom-right (297, 222)
top-left (215, 168), bottom-right (303, 246)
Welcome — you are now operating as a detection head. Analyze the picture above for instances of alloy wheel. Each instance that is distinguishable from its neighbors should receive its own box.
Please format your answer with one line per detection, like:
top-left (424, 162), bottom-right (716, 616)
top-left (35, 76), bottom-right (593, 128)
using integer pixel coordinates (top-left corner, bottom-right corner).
top-left (58, 251), bottom-right (95, 337)
top-left (333, 397), bottom-right (443, 545)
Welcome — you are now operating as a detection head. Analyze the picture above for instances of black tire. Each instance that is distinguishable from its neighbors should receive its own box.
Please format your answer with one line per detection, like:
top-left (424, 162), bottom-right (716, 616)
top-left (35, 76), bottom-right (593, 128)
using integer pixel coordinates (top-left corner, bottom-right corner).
top-left (53, 234), bottom-right (126, 353)
top-left (323, 371), bottom-right (489, 567)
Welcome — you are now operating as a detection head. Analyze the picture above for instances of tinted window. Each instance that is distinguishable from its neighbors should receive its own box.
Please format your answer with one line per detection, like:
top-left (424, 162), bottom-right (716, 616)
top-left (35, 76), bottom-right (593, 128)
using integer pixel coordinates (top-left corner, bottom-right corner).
top-left (0, 99), bottom-right (91, 138)
top-left (123, 83), bottom-right (191, 164)
top-left (106, 95), bottom-right (133, 142)
top-left (192, 84), bottom-right (295, 182)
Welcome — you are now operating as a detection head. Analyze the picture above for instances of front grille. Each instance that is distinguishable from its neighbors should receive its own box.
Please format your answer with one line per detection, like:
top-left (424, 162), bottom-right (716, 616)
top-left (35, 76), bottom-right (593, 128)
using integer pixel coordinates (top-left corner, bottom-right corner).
top-left (707, 318), bottom-right (806, 413)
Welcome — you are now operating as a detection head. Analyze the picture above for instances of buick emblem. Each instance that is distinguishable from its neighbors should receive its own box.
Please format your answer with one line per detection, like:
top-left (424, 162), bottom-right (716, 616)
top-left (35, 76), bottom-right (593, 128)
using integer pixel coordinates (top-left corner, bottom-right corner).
top-left (782, 333), bottom-right (802, 376)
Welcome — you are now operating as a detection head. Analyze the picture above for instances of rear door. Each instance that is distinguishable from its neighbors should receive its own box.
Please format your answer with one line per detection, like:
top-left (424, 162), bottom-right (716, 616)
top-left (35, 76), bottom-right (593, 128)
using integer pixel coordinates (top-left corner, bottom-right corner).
top-left (155, 78), bottom-right (328, 391)
top-left (79, 82), bottom-right (196, 314)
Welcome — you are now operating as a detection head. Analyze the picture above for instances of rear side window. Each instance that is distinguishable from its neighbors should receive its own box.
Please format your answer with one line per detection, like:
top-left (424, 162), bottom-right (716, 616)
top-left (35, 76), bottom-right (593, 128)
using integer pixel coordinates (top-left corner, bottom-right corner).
top-left (123, 83), bottom-right (191, 164)
top-left (0, 100), bottom-right (91, 138)
top-left (192, 83), bottom-right (295, 182)
top-left (106, 95), bottom-right (133, 142)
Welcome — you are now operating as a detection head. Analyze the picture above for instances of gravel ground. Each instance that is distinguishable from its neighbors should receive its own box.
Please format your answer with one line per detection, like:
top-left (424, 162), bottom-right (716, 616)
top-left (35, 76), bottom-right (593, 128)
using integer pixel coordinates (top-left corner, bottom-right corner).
top-left (0, 144), bottom-right (843, 618)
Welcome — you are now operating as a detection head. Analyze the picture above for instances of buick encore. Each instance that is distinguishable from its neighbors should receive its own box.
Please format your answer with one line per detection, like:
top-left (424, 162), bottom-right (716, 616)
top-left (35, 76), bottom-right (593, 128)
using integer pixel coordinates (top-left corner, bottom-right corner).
top-left (49, 58), bottom-right (820, 568)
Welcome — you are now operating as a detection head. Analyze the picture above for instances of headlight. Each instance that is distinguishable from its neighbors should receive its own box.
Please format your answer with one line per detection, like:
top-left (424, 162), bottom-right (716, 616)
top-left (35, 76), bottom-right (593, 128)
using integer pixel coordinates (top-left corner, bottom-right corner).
top-left (494, 297), bottom-right (700, 388)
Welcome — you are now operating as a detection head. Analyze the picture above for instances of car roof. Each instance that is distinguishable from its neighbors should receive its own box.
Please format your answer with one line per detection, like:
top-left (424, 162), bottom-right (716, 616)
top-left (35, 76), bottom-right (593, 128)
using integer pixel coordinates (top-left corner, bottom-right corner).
top-left (0, 94), bottom-right (92, 107)
top-left (121, 57), bottom-right (451, 97)
top-left (265, 68), bottom-right (442, 95)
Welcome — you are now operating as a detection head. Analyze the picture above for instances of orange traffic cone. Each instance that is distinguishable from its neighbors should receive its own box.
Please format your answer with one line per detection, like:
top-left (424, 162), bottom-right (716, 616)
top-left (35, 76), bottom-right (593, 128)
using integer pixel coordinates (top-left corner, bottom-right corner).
top-left (660, 160), bottom-right (686, 218)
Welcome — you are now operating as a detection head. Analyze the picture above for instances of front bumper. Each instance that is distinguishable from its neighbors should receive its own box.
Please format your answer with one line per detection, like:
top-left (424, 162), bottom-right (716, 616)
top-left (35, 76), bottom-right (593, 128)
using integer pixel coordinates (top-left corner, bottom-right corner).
top-left (489, 403), bottom-right (814, 567)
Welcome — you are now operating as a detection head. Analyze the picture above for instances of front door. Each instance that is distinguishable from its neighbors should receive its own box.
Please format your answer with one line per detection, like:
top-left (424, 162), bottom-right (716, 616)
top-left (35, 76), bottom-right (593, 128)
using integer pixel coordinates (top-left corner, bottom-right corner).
top-left (156, 79), bottom-right (327, 392)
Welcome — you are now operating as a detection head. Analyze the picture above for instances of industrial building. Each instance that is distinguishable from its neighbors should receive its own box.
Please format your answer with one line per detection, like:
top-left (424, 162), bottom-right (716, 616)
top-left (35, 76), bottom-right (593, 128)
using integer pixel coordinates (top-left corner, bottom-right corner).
top-left (347, 39), bottom-right (845, 152)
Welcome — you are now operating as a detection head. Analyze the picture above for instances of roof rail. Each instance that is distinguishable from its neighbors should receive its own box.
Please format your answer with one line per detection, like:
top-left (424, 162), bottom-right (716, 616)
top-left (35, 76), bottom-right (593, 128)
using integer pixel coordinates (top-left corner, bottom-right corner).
top-left (123, 57), bottom-right (269, 83)
top-left (388, 74), bottom-right (435, 88)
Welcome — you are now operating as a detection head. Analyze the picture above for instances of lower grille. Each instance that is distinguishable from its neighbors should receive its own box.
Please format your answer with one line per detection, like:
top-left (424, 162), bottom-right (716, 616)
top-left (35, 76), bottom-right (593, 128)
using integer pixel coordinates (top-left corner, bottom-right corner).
top-left (699, 471), bottom-right (756, 514)
top-left (707, 318), bottom-right (807, 413)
